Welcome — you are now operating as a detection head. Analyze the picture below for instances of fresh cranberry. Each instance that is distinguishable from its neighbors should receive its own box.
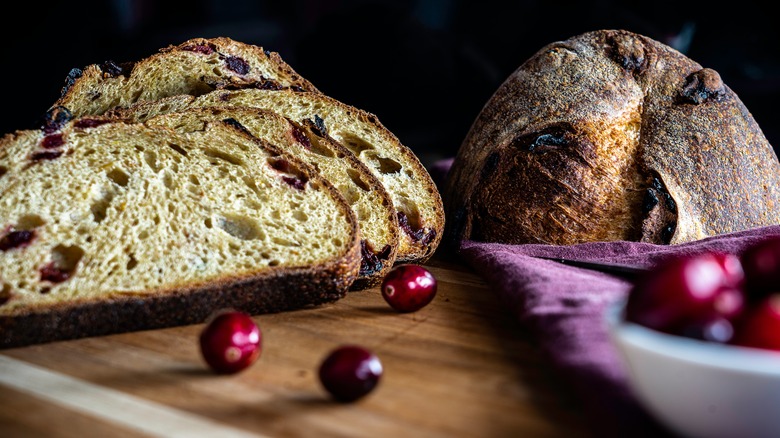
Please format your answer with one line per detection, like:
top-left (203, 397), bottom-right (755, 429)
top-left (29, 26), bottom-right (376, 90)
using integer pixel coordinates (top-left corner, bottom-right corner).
top-left (625, 252), bottom-right (745, 334)
top-left (731, 294), bottom-right (780, 351)
top-left (199, 310), bottom-right (262, 374)
top-left (319, 345), bottom-right (382, 402)
top-left (381, 264), bottom-right (437, 313)
top-left (740, 236), bottom-right (780, 300)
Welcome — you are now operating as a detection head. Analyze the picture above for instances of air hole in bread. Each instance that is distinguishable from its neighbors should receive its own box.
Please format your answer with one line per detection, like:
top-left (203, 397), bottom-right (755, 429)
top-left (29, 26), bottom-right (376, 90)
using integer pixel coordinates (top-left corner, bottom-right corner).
top-left (272, 237), bottom-right (298, 247)
top-left (126, 254), bottom-right (138, 270)
top-left (339, 185), bottom-right (360, 205)
top-left (204, 217), bottom-right (213, 228)
top-left (309, 138), bottom-right (336, 158)
top-left (368, 153), bottom-right (402, 174)
top-left (138, 230), bottom-right (149, 240)
top-left (340, 133), bottom-right (374, 155)
top-left (217, 214), bottom-right (264, 240)
top-left (190, 175), bottom-right (201, 185)
top-left (17, 215), bottom-right (44, 230)
top-left (90, 189), bottom-right (115, 223)
top-left (168, 143), bottom-right (188, 157)
top-left (0, 165), bottom-right (7, 180)
top-left (268, 259), bottom-right (280, 267)
top-left (162, 170), bottom-right (175, 190)
top-left (332, 238), bottom-right (343, 247)
top-left (205, 149), bottom-right (243, 166)
top-left (398, 201), bottom-right (422, 230)
top-left (106, 168), bottom-right (130, 187)
top-left (45, 244), bottom-right (85, 282)
top-left (292, 210), bottom-right (308, 222)
top-left (144, 150), bottom-right (161, 172)
top-left (347, 169), bottom-right (370, 192)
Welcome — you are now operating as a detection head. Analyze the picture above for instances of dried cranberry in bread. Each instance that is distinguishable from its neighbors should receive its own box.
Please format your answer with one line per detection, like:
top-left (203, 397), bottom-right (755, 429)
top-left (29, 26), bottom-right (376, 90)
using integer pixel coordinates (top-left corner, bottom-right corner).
top-left (53, 36), bottom-right (318, 118)
top-left (0, 108), bottom-right (360, 349)
top-left (121, 102), bottom-right (399, 289)
top-left (176, 88), bottom-right (445, 264)
top-left (444, 29), bottom-right (780, 247)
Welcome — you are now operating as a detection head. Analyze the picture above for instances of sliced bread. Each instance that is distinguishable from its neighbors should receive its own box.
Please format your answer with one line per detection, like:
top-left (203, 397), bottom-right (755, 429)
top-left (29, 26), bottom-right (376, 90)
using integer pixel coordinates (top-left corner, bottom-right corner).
top-left (53, 36), bottom-right (319, 118)
top-left (109, 89), bottom-right (445, 264)
top-left (0, 107), bottom-right (360, 348)
top-left (127, 103), bottom-right (399, 289)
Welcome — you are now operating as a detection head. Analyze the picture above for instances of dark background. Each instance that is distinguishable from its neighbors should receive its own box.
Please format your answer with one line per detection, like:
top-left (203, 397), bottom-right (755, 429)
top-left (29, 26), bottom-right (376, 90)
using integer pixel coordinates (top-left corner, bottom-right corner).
top-left (3, 0), bottom-right (778, 167)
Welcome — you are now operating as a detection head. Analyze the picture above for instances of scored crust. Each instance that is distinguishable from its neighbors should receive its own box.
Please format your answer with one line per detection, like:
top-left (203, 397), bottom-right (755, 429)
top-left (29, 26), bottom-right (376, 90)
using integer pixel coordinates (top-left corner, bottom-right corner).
top-left (443, 29), bottom-right (780, 247)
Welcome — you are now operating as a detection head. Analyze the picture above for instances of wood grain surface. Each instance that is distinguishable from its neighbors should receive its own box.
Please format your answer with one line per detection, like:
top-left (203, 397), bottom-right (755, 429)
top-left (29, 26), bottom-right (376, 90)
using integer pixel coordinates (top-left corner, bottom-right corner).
top-left (0, 256), bottom-right (590, 438)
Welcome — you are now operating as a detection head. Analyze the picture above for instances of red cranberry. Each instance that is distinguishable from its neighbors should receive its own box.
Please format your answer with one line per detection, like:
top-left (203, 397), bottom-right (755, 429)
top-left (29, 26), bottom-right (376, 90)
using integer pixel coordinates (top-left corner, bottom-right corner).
top-left (740, 236), bottom-right (780, 300)
top-left (625, 252), bottom-right (745, 334)
top-left (731, 294), bottom-right (780, 351)
top-left (318, 345), bottom-right (382, 402)
top-left (199, 310), bottom-right (262, 374)
top-left (381, 264), bottom-right (437, 313)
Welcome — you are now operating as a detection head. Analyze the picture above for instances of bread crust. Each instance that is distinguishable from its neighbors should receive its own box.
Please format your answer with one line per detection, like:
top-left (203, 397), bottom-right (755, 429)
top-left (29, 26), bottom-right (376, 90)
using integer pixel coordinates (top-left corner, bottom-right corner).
top-left (444, 29), bottom-right (780, 247)
top-left (54, 37), bottom-right (319, 118)
top-left (0, 259), bottom-right (357, 349)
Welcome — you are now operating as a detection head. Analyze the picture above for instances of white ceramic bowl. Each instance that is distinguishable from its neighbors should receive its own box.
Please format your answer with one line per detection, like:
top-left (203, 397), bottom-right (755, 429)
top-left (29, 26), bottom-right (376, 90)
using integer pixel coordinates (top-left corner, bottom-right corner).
top-left (605, 299), bottom-right (780, 438)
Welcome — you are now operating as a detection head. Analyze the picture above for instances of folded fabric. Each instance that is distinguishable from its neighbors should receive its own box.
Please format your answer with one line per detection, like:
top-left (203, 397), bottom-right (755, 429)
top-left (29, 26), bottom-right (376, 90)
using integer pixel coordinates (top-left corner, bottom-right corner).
top-left (430, 158), bottom-right (780, 437)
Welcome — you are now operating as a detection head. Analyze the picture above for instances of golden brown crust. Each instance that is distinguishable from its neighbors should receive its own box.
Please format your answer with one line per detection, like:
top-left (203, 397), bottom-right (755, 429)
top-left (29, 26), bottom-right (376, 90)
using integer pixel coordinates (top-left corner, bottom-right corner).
top-left (54, 36), bottom-right (319, 118)
top-left (444, 29), bottom-right (780, 247)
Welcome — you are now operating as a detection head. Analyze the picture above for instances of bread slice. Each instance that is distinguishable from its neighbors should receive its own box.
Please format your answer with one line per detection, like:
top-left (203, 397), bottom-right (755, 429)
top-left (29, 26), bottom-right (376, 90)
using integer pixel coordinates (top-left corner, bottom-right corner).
top-left (53, 36), bottom-right (319, 118)
top-left (110, 89), bottom-right (444, 264)
top-left (123, 103), bottom-right (399, 289)
top-left (0, 107), bottom-right (360, 348)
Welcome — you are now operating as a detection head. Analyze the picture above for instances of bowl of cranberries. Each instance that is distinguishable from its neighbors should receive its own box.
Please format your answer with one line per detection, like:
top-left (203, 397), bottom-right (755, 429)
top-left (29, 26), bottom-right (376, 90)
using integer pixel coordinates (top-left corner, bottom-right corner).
top-left (605, 236), bottom-right (780, 438)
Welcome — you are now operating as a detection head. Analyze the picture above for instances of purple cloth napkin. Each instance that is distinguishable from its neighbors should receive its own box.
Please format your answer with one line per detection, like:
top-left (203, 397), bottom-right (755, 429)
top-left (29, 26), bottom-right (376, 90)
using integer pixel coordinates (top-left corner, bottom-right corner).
top-left (430, 158), bottom-right (780, 437)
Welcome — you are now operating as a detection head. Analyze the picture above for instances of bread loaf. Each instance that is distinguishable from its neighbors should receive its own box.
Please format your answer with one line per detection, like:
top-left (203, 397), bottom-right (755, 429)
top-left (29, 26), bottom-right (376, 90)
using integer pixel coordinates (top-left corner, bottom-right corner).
top-left (0, 108), bottom-right (360, 348)
top-left (129, 103), bottom-right (400, 289)
top-left (443, 29), bottom-right (780, 247)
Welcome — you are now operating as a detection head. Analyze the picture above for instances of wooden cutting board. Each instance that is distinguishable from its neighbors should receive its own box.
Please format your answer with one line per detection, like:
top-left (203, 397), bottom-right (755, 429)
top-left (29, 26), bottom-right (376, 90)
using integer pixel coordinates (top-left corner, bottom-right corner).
top-left (0, 256), bottom-right (589, 437)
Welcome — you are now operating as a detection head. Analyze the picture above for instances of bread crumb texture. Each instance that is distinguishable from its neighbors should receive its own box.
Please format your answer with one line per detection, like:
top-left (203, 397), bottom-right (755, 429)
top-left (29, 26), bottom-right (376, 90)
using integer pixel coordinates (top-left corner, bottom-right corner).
top-left (0, 122), bottom-right (354, 315)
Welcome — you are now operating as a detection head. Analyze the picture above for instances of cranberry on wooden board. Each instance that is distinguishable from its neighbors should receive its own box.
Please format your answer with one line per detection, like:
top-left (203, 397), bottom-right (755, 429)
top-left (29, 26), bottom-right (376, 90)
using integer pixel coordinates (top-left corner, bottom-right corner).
top-left (381, 264), bottom-right (438, 313)
top-left (199, 310), bottom-right (262, 374)
top-left (318, 345), bottom-right (383, 403)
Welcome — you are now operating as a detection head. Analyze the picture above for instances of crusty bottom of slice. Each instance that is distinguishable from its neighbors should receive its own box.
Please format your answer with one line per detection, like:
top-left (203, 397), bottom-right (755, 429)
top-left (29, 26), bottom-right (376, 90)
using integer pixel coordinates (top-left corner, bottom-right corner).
top-left (0, 114), bottom-right (360, 348)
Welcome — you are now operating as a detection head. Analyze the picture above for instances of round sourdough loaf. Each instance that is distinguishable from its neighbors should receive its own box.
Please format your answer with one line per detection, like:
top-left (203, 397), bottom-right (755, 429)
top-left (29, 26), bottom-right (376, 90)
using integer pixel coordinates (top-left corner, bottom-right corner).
top-left (443, 29), bottom-right (780, 247)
